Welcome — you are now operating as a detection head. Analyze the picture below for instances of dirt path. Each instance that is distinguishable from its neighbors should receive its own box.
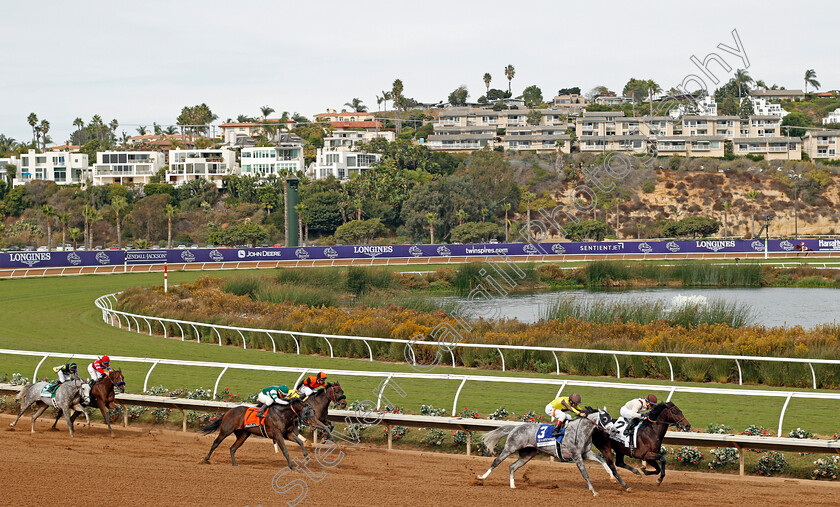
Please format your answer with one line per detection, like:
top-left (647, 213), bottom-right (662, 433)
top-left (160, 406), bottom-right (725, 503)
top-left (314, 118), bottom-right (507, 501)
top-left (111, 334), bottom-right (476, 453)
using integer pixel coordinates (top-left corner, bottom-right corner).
top-left (2, 415), bottom-right (838, 506)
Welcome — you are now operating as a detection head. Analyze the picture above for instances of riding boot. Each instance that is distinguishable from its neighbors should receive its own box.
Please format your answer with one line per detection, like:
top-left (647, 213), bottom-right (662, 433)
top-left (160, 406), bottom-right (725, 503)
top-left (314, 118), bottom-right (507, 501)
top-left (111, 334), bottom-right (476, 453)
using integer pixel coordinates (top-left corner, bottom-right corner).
top-left (256, 404), bottom-right (267, 419)
top-left (551, 422), bottom-right (564, 438)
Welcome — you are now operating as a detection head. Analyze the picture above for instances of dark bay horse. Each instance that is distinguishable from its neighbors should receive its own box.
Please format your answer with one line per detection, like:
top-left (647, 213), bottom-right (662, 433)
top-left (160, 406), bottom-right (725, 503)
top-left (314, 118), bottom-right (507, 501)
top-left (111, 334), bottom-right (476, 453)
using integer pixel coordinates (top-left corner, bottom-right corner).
top-left (593, 402), bottom-right (691, 485)
top-left (305, 382), bottom-right (347, 435)
top-left (53, 369), bottom-right (125, 436)
top-left (200, 398), bottom-right (329, 468)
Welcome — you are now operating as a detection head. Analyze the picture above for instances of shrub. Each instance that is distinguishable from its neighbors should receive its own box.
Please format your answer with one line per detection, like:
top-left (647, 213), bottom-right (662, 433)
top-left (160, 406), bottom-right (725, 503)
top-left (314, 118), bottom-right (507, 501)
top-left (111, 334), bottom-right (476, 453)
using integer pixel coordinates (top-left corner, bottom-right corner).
top-left (422, 429), bottom-right (445, 446)
top-left (642, 180), bottom-right (656, 193)
top-left (708, 447), bottom-right (739, 469)
top-left (9, 373), bottom-right (30, 385)
top-left (519, 410), bottom-right (544, 423)
top-left (676, 446), bottom-right (704, 465)
top-left (788, 427), bottom-right (815, 439)
top-left (743, 424), bottom-right (771, 436)
top-left (706, 423), bottom-right (732, 434)
top-left (489, 407), bottom-right (510, 420)
top-left (812, 456), bottom-right (840, 480)
top-left (385, 425), bottom-right (408, 440)
top-left (755, 451), bottom-right (787, 476)
top-left (420, 404), bottom-right (446, 417)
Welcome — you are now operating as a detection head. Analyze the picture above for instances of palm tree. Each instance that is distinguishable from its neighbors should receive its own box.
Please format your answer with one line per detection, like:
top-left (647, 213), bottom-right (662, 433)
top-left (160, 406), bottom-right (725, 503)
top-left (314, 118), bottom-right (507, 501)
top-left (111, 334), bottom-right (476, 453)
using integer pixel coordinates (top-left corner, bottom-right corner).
top-left (392, 79), bottom-right (404, 132)
top-left (733, 69), bottom-right (753, 98)
top-left (82, 205), bottom-right (99, 249)
top-left (646, 80), bottom-right (662, 116)
top-left (164, 204), bottom-right (177, 248)
top-left (109, 119), bottom-right (119, 143)
top-left (754, 80), bottom-right (768, 90)
top-left (456, 208), bottom-right (468, 226)
top-left (375, 94), bottom-right (384, 112)
top-left (380, 90), bottom-right (392, 111)
top-left (504, 65), bottom-right (515, 94)
top-left (501, 202), bottom-right (511, 242)
top-left (260, 105), bottom-right (275, 119)
top-left (483, 73), bottom-right (492, 94)
top-left (344, 98), bottom-right (367, 112)
top-left (804, 69), bottom-right (820, 93)
top-left (42, 205), bottom-right (56, 249)
top-left (27, 113), bottom-right (38, 147)
top-left (58, 212), bottom-right (70, 247)
top-left (721, 201), bottom-right (732, 237)
top-left (73, 117), bottom-right (85, 145)
top-left (38, 120), bottom-right (50, 150)
top-left (294, 203), bottom-right (309, 245)
top-left (68, 227), bottom-right (82, 250)
top-left (352, 197), bottom-right (363, 221)
top-left (522, 191), bottom-right (536, 238)
top-left (612, 198), bottom-right (622, 237)
top-left (164, 125), bottom-right (178, 135)
top-left (136, 125), bottom-right (148, 135)
top-left (425, 213), bottom-right (438, 244)
top-left (746, 190), bottom-right (759, 237)
top-left (111, 196), bottom-right (128, 248)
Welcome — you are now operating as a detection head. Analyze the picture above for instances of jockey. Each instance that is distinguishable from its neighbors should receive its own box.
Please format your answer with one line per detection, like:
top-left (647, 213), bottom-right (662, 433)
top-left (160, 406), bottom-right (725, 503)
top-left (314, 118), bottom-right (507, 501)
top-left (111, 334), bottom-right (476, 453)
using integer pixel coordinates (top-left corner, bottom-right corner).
top-left (53, 362), bottom-right (78, 384)
top-left (545, 393), bottom-right (584, 437)
top-left (299, 372), bottom-right (327, 398)
top-left (618, 394), bottom-right (657, 436)
top-left (87, 356), bottom-right (112, 383)
top-left (256, 384), bottom-right (291, 418)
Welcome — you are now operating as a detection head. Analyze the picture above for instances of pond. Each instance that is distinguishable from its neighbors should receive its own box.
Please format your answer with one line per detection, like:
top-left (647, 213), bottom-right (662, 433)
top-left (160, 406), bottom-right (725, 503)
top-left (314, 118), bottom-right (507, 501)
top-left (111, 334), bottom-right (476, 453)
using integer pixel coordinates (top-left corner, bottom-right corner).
top-left (440, 287), bottom-right (840, 329)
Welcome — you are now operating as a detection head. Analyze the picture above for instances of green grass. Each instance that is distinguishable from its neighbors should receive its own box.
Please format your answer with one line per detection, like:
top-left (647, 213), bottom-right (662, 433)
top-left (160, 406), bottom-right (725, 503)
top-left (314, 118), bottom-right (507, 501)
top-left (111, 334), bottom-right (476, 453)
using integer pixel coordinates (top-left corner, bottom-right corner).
top-left (1, 268), bottom-right (840, 436)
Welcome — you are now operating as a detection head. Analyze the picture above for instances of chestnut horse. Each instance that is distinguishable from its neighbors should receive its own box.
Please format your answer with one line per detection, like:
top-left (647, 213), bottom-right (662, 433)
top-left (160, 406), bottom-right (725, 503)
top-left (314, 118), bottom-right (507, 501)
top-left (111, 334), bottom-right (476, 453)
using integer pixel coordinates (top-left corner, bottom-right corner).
top-left (592, 402), bottom-right (691, 485)
top-left (53, 369), bottom-right (125, 436)
top-left (200, 398), bottom-right (330, 468)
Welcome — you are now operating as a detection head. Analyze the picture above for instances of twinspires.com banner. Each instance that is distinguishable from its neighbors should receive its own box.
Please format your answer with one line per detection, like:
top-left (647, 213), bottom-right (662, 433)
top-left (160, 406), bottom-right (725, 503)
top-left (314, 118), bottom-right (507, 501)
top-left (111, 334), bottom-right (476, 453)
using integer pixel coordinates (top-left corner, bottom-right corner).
top-left (1, 239), bottom-right (837, 270)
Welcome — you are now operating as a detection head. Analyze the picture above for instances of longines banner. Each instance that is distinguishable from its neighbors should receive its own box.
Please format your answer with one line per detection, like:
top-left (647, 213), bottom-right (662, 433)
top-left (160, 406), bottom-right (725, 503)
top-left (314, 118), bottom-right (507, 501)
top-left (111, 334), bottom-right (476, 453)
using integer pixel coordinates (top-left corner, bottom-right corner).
top-left (0, 239), bottom-right (835, 269)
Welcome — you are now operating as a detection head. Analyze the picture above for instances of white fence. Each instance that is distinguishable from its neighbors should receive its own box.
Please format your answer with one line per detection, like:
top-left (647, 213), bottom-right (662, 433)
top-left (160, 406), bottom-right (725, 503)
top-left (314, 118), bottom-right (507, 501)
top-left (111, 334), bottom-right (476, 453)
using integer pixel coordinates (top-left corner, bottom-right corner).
top-left (1, 382), bottom-right (838, 476)
top-left (96, 292), bottom-right (840, 390)
top-left (4, 348), bottom-right (840, 437)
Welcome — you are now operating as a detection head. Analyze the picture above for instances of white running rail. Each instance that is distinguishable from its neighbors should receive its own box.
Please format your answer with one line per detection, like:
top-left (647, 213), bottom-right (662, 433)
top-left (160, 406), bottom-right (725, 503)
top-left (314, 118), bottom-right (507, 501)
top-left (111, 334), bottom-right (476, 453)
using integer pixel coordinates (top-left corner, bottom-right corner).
top-left (96, 292), bottom-right (840, 390)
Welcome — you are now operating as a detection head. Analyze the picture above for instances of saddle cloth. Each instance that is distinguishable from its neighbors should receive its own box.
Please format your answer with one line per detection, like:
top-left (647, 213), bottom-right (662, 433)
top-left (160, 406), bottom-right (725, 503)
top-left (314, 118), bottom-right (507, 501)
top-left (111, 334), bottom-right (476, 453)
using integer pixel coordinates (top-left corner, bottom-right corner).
top-left (536, 424), bottom-right (563, 447)
top-left (41, 383), bottom-right (58, 398)
top-left (243, 407), bottom-right (265, 428)
top-left (610, 417), bottom-right (639, 448)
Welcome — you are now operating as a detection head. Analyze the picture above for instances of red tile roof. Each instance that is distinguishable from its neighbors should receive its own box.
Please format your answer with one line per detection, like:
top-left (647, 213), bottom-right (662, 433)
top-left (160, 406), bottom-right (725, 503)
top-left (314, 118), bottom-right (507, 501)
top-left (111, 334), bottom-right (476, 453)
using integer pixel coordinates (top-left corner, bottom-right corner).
top-left (314, 111), bottom-right (375, 118)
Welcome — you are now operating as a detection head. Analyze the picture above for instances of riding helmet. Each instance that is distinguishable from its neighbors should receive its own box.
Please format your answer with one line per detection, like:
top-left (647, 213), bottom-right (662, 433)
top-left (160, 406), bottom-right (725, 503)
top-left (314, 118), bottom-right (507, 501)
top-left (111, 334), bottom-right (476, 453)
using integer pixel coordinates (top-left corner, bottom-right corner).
top-left (101, 355), bottom-right (110, 364)
top-left (569, 393), bottom-right (581, 404)
top-left (646, 394), bottom-right (658, 404)
top-left (278, 385), bottom-right (289, 395)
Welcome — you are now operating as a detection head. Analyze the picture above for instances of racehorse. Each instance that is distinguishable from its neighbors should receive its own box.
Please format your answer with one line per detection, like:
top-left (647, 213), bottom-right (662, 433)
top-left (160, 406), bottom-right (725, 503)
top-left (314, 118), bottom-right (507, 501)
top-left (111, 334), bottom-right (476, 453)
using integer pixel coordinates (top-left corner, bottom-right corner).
top-left (199, 397), bottom-right (330, 468)
top-left (52, 369), bottom-right (125, 436)
top-left (592, 402), bottom-right (691, 485)
top-left (303, 382), bottom-right (347, 437)
top-left (477, 407), bottom-right (630, 496)
top-left (10, 379), bottom-right (91, 437)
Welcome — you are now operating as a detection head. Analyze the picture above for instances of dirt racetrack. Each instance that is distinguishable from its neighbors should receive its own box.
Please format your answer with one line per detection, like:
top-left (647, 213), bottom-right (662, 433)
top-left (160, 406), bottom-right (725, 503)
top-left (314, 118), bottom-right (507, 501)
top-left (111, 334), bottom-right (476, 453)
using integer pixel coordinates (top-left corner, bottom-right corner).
top-left (3, 414), bottom-right (839, 506)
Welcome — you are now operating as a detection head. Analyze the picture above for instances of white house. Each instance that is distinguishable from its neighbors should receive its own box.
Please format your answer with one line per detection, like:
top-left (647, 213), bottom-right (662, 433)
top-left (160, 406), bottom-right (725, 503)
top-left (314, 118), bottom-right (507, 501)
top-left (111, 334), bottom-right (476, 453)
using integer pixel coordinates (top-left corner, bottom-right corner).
top-left (822, 107), bottom-right (840, 125)
top-left (744, 97), bottom-right (789, 119)
top-left (323, 129), bottom-right (395, 150)
top-left (670, 95), bottom-right (718, 118)
top-left (14, 149), bottom-right (89, 186)
top-left (166, 149), bottom-right (237, 188)
top-left (219, 119), bottom-right (296, 147)
top-left (91, 151), bottom-right (165, 186)
top-left (309, 149), bottom-right (381, 181)
top-left (0, 156), bottom-right (17, 183)
top-left (241, 140), bottom-right (305, 180)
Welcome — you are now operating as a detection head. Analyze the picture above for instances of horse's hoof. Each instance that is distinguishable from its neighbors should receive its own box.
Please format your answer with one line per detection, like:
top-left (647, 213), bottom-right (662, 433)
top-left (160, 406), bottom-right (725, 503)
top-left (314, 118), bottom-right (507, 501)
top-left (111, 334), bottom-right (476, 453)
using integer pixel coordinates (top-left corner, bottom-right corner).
top-left (625, 487), bottom-right (634, 493)
top-left (510, 486), bottom-right (516, 489)
top-left (592, 491), bottom-right (599, 497)
top-left (657, 479), bottom-right (664, 486)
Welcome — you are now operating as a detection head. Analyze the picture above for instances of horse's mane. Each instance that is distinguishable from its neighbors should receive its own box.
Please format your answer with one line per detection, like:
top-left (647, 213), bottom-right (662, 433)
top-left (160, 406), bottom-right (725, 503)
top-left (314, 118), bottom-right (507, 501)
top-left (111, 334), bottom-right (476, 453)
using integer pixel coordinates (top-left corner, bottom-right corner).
top-left (582, 405), bottom-right (598, 415)
top-left (643, 402), bottom-right (674, 425)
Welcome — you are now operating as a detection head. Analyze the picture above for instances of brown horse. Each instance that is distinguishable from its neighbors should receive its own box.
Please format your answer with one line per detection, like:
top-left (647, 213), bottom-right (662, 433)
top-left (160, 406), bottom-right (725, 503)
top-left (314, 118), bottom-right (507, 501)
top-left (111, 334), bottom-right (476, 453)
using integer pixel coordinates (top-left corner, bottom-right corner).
top-left (592, 402), bottom-right (691, 485)
top-left (52, 369), bottom-right (125, 436)
top-left (305, 382), bottom-right (347, 436)
top-left (200, 398), bottom-right (329, 468)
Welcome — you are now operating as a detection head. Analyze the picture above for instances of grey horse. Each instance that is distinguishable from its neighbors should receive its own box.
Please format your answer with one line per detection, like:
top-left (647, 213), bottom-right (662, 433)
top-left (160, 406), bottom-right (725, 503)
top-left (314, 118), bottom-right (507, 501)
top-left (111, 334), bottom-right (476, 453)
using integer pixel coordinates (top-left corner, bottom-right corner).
top-left (477, 408), bottom-right (630, 496)
top-left (10, 379), bottom-right (91, 437)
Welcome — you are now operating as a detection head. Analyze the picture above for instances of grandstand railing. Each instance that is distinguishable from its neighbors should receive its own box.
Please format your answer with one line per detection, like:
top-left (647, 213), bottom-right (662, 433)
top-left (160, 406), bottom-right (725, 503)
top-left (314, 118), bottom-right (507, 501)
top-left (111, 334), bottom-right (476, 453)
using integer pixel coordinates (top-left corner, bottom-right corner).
top-left (96, 292), bottom-right (840, 390)
top-left (3, 348), bottom-right (840, 438)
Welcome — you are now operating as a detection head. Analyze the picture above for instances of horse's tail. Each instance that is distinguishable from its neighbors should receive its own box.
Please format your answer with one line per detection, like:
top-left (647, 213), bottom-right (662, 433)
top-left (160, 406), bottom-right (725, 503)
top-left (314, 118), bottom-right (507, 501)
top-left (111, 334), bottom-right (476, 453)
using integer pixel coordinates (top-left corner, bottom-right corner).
top-left (482, 425), bottom-right (517, 455)
top-left (199, 417), bottom-right (222, 435)
top-left (16, 383), bottom-right (33, 401)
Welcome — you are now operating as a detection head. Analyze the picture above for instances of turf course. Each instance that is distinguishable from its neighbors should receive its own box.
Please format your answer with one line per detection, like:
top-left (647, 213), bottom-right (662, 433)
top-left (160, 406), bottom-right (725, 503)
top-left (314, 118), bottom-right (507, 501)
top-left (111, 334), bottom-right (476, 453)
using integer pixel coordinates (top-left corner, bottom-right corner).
top-left (1, 267), bottom-right (839, 436)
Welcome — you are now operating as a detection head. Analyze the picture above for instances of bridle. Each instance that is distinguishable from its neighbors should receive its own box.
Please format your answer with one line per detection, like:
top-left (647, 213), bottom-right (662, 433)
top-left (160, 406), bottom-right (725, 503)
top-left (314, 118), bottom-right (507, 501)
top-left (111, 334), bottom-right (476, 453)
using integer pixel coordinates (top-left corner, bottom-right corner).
top-left (326, 385), bottom-right (346, 406)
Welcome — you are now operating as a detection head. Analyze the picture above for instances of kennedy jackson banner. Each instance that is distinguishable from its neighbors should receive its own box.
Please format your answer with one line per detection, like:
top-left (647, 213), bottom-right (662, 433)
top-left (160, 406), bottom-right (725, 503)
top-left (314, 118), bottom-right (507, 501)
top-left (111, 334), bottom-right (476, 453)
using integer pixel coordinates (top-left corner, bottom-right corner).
top-left (1, 239), bottom-right (838, 270)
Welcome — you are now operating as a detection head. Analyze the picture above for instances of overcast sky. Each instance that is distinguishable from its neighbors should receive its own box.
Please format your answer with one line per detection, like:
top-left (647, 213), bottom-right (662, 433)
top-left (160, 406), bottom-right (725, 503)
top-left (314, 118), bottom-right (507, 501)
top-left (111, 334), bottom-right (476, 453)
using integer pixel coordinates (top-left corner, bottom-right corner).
top-left (1, 0), bottom-right (837, 143)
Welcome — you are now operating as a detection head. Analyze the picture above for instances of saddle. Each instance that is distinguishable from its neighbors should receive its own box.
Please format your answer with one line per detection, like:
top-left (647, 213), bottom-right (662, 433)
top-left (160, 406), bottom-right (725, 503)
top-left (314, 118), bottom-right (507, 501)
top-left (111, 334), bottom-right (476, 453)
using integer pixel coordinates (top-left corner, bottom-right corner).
top-left (243, 407), bottom-right (269, 438)
top-left (42, 382), bottom-right (60, 397)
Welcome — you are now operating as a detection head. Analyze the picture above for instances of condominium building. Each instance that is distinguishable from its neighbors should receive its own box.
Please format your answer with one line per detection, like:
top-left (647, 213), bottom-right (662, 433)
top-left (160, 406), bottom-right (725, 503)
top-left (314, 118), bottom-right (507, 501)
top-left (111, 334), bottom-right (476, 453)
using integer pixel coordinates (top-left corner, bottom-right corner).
top-left (14, 149), bottom-right (89, 186)
top-left (309, 149), bottom-right (381, 180)
top-left (166, 149), bottom-right (237, 188)
top-left (579, 135), bottom-right (649, 154)
top-left (748, 89), bottom-right (805, 101)
top-left (669, 95), bottom-right (718, 117)
top-left (240, 139), bottom-right (305, 179)
top-left (434, 107), bottom-right (566, 130)
top-left (92, 151), bottom-right (165, 186)
top-left (655, 136), bottom-right (726, 157)
top-left (733, 137), bottom-right (801, 160)
top-left (313, 110), bottom-right (376, 123)
top-left (323, 129), bottom-right (395, 150)
top-left (552, 94), bottom-right (588, 115)
top-left (426, 127), bottom-right (495, 151)
top-left (503, 127), bottom-right (571, 153)
top-left (822, 107), bottom-right (840, 125)
top-left (802, 130), bottom-right (840, 160)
